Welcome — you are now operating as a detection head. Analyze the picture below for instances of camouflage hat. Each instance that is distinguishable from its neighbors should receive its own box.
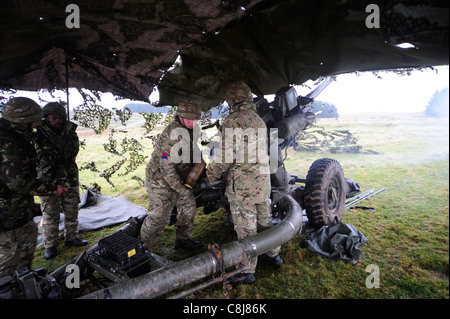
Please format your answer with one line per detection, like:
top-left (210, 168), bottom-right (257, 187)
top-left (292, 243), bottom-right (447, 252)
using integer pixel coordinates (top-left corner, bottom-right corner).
top-left (43, 102), bottom-right (67, 119)
top-left (225, 82), bottom-right (253, 106)
top-left (2, 97), bottom-right (42, 124)
top-left (176, 100), bottom-right (202, 120)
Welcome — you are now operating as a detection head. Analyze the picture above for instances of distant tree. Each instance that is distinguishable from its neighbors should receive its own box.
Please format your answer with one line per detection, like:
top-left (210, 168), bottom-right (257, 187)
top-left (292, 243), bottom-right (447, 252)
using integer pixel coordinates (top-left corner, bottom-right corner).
top-left (307, 100), bottom-right (339, 118)
top-left (424, 88), bottom-right (449, 118)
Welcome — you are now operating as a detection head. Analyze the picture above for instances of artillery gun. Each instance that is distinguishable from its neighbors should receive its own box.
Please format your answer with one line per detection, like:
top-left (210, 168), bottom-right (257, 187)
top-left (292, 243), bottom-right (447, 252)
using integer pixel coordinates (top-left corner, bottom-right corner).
top-left (9, 78), bottom-right (352, 299)
top-left (194, 77), bottom-right (347, 229)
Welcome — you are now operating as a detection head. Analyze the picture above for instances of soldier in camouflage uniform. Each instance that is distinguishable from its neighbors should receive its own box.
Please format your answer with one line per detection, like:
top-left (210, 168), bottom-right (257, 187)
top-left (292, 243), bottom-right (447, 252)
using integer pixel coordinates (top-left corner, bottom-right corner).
top-left (0, 97), bottom-right (67, 299)
top-left (206, 82), bottom-right (284, 285)
top-left (34, 102), bottom-right (87, 260)
top-left (140, 100), bottom-right (203, 251)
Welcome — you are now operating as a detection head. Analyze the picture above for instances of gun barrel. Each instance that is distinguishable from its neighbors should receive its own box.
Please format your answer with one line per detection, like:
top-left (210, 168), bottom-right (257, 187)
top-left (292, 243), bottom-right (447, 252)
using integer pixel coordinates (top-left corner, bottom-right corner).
top-left (305, 77), bottom-right (332, 100)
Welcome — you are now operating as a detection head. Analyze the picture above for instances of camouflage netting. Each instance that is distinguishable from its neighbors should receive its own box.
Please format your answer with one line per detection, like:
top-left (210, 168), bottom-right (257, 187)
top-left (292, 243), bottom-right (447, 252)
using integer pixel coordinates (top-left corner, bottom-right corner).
top-left (0, 0), bottom-right (264, 102)
top-left (0, 0), bottom-right (448, 110)
top-left (159, 0), bottom-right (449, 109)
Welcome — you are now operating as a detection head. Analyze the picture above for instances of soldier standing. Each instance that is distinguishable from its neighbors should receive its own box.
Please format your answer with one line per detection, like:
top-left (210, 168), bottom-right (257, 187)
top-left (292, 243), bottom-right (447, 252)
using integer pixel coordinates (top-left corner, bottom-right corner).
top-left (34, 102), bottom-right (87, 260)
top-left (140, 100), bottom-right (202, 251)
top-left (206, 82), bottom-right (284, 285)
top-left (0, 97), bottom-right (67, 299)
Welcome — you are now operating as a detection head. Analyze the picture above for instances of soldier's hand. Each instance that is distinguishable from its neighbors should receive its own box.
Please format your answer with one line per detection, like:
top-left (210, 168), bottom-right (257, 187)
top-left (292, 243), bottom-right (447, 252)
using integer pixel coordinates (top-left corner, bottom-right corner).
top-left (57, 185), bottom-right (69, 196)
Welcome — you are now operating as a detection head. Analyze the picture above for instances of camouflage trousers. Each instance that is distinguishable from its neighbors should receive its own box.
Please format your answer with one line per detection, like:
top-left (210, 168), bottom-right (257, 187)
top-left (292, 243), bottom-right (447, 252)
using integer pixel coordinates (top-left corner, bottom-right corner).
top-left (140, 179), bottom-right (196, 251)
top-left (228, 197), bottom-right (280, 274)
top-left (0, 220), bottom-right (37, 281)
top-left (39, 191), bottom-right (80, 248)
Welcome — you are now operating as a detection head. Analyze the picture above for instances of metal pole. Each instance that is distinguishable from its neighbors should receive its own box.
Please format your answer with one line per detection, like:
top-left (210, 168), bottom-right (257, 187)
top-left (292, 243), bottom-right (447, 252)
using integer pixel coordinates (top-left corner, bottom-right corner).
top-left (345, 188), bottom-right (386, 210)
top-left (345, 188), bottom-right (375, 204)
top-left (167, 266), bottom-right (251, 299)
top-left (65, 52), bottom-right (70, 121)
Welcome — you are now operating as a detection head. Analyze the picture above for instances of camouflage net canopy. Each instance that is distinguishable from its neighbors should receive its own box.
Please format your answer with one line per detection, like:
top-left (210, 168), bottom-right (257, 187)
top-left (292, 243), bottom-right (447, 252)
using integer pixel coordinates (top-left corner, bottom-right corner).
top-left (0, 0), bottom-right (448, 110)
top-left (0, 0), bottom-right (264, 102)
top-left (158, 0), bottom-right (449, 109)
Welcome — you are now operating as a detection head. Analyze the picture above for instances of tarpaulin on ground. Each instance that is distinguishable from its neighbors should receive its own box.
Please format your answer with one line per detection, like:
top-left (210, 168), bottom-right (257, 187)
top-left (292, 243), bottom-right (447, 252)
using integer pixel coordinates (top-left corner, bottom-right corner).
top-left (305, 222), bottom-right (368, 265)
top-left (35, 189), bottom-right (147, 246)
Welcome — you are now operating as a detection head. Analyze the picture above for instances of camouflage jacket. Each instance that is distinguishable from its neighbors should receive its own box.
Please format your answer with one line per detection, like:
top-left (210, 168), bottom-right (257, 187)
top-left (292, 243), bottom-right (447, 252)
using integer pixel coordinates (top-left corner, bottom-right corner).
top-left (33, 119), bottom-right (79, 187)
top-left (0, 118), bottom-right (56, 231)
top-left (146, 118), bottom-right (198, 194)
top-left (206, 102), bottom-right (270, 203)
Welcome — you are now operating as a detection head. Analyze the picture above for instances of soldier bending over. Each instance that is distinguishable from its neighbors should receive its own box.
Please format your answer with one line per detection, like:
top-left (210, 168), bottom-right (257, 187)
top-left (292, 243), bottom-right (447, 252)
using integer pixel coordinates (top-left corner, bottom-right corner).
top-left (140, 101), bottom-right (203, 251)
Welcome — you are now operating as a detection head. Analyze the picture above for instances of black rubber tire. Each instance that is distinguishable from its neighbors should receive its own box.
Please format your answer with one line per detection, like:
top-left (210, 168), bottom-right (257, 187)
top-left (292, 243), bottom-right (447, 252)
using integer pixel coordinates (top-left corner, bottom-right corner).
top-left (304, 158), bottom-right (346, 228)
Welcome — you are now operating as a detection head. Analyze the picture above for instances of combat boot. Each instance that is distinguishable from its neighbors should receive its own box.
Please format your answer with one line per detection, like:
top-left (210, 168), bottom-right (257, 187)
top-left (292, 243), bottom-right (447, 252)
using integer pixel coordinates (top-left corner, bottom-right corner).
top-left (65, 237), bottom-right (88, 247)
top-left (259, 253), bottom-right (284, 269)
top-left (174, 238), bottom-right (202, 250)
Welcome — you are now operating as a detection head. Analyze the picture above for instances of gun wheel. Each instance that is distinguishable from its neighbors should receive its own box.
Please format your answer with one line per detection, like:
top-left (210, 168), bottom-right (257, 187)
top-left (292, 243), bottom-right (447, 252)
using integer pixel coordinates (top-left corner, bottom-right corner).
top-left (304, 158), bottom-right (346, 228)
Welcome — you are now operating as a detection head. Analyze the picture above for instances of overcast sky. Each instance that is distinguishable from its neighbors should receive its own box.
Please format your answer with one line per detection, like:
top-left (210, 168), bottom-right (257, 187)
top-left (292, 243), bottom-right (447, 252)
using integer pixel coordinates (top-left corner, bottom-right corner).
top-left (309, 66), bottom-right (449, 114)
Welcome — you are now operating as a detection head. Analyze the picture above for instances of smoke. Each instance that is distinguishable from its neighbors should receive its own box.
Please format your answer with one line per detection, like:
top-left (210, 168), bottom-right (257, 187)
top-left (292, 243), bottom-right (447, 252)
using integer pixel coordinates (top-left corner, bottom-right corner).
top-left (424, 88), bottom-right (449, 118)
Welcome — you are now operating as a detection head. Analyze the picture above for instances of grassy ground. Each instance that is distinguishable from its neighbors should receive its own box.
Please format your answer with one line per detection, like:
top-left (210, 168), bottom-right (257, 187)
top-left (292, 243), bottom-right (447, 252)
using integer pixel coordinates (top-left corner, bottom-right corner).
top-left (32, 112), bottom-right (449, 299)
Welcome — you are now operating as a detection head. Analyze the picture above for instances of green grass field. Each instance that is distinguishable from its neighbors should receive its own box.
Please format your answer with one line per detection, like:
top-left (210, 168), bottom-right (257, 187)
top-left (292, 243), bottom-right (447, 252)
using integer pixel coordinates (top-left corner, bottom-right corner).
top-left (32, 112), bottom-right (449, 299)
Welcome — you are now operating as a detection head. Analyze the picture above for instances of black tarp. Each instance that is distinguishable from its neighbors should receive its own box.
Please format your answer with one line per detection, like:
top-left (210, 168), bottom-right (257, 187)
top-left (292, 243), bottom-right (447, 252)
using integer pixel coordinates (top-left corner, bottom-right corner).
top-left (35, 189), bottom-right (147, 246)
top-left (305, 222), bottom-right (368, 264)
